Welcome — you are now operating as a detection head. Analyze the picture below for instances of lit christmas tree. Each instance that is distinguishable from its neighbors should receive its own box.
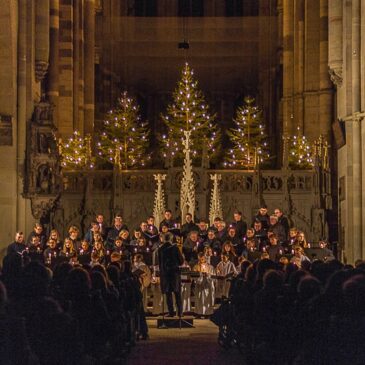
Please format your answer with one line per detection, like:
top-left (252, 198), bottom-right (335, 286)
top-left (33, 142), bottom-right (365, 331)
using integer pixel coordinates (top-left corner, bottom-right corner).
top-left (225, 96), bottom-right (269, 168)
top-left (59, 131), bottom-right (95, 169)
top-left (288, 127), bottom-right (314, 169)
top-left (161, 63), bottom-right (220, 166)
top-left (97, 91), bottom-right (149, 170)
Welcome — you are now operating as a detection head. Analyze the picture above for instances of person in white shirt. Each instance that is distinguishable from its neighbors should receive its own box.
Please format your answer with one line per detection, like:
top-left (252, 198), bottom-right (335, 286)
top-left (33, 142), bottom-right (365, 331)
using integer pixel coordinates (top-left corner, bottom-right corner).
top-left (215, 253), bottom-right (237, 299)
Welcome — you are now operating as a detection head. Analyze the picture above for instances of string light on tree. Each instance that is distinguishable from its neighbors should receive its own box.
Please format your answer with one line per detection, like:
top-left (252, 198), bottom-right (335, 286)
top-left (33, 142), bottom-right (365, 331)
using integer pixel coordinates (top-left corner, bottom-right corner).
top-left (161, 63), bottom-right (220, 166)
top-left (225, 96), bottom-right (269, 169)
top-left (288, 127), bottom-right (314, 169)
top-left (97, 91), bottom-right (150, 170)
top-left (59, 131), bottom-right (95, 169)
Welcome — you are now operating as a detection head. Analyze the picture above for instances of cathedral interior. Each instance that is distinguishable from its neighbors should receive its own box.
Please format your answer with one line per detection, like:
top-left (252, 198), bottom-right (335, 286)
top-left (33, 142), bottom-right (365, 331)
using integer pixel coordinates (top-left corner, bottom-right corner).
top-left (0, 0), bottom-right (364, 264)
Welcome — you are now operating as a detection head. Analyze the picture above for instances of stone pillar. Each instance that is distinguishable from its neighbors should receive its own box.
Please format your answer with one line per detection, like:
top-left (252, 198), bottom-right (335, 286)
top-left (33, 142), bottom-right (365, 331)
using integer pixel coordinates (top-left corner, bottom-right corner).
top-left (73, 0), bottom-right (80, 132)
top-left (282, 0), bottom-right (294, 135)
top-left (47, 0), bottom-right (59, 128)
top-left (35, 0), bottom-right (50, 82)
top-left (319, 0), bottom-right (332, 138)
top-left (17, 0), bottom-right (27, 236)
top-left (84, 0), bottom-right (95, 134)
top-left (294, 0), bottom-right (304, 131)
top-left (328, 0), bottom-right (343, 86)
top-left (351, 0), bottom-right (362, 261)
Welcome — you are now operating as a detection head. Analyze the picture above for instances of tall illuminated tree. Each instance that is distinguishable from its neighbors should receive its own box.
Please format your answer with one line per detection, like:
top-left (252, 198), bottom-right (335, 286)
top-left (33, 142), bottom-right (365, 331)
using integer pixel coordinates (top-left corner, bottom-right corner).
top-left (225, 96), bottom-right (270, 169)
top-left (161, 63), bottom-right (220, 166)
top-left (288, 127), bottom-right (314, 169)
top-left (97, 91), bottom-right (150, 170)
top-left (59, 131), bottom-right (95, 169)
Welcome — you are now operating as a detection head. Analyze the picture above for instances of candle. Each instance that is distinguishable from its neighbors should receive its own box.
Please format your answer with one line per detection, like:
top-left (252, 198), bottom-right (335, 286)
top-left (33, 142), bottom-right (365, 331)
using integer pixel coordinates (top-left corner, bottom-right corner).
top-left (106, 250), bottom-right (110, 255)
top-left (308, 243), bottom-right (311, 248)
top-left (80, 249), bottom-right (84, 255)
top-left (279, 249), bottom-right (283, 255)
top-left (263, 246), bottom-right (266, 252)
top-left (146, 247), bottom-right (150, 252)
top-left (134, 247), bottom-right (137, 252)
top-left (291, 249), bottom-right (294, 254)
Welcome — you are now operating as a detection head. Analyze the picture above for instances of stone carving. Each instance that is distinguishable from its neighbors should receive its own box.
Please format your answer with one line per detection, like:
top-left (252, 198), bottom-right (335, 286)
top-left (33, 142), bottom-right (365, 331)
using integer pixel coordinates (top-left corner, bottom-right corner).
top-left (35, 61), bottom-right (49, 82)
top-left (153, 174), bottom-right (167, 228)
top-left (209, 174), bottom-right (223, 225)
top-left (25, 101), bottom-right (61, 222)
top-left (328, 67), bottom-right (343, 87)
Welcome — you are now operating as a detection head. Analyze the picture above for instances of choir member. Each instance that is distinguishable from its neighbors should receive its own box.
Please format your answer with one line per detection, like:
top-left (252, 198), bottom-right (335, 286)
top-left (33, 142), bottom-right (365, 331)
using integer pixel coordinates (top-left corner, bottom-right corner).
top-left (84, 221), bottom-right (101, 245)
top-left (49, 229), bottom-right (62, 250)
top-left (107, 215), bottom-right (129, 248)
top-left (231, 211), bottom-right (247, 239)
top-left (180, 213), bottom-right (198, 240)
top-left (267, 234), bottom-right (285, 262)
top-left (7, 231), bottom-right (27, 255)
top-left (197, 219), bottom-right (209, 242)
top-left (216, 253), bottom-right (237, 299)
top-left (274, 208), bottom-right (290, 240)
top-left (267, 215), bottom-right (286, 243)
top-left (183, 230), bottom-right (202, 265)
top-left (92, 240), bottom-right (106, 265)
top-left (204, 229), bottom-right (221, 254)
top-left (203, 246), bottom-right (220, 268)
top-left (145, 216), bottom-right (160, 246)
top-left (180, 258), bottom-right (192, 314)
top-left (193, 253), bottom-right (215, 317)
top-left (290, 245), bottom-right (310, 268)
top-left (221, 241), bottom-right (238, 265)
top-left (27, 223), bottom-right (47, 248)
top-left (253, 220), bottom-right (268, 248)
top-left (96, 213), bottom-right (108, 240)
top-left (216, 221), bottom-right (228, 243)
top-left (43, 239), bottom-right (59, 267)
top-left (288, 227), bottom-right (299, 246)
top-left (159, 210), bottom-right (180, 236)
top-left (68, 226), bottom-right (81, 250)
top-left (60, 237), bottom-right (77, 258)
top-left (296, 231), bottom-right (309, 248)
top-left (253, 206), bottom-right (270, 230)
top-left (226, 226), bottom-right (245, 256)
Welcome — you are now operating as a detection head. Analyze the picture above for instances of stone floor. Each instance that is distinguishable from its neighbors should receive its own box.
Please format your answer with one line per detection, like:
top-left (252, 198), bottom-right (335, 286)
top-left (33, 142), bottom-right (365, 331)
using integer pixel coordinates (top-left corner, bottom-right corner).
top-left (126, 319), bottom-right (244, 365)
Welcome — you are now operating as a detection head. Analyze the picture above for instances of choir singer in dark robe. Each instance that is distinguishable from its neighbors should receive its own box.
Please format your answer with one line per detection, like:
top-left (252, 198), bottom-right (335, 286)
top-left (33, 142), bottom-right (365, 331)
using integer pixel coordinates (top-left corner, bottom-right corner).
top-left (158, 232), bottom-right (184, 317)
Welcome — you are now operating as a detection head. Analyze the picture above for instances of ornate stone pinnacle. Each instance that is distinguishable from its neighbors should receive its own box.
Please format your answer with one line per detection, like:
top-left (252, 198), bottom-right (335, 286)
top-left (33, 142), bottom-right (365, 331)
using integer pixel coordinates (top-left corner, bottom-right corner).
top-left (35, 61), bottom-right (49, 82)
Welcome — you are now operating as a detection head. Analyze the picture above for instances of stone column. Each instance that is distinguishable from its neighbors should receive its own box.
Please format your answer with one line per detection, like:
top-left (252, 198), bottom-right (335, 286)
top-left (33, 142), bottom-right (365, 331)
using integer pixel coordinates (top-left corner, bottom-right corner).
top-left (328, 0), bottom-right (343, 86)
top-left (294, 0), bottom-right (304, 131)
top-left (47, 0), bottom-right (59, 128)
top-left (282, 0), bottom-right (294, 135)
top-left (17, 0), bottom-right (27, 235)
top-left (35, 0), bottom-right (50, 82)
top-left (73, 0), bottom-right (80, 131)
top-left (319, 0), bottom-right (332, 138)
top-left (84, 0), bottom-right (95, 134)
top-left (351, 0), bottom-right (362, 261)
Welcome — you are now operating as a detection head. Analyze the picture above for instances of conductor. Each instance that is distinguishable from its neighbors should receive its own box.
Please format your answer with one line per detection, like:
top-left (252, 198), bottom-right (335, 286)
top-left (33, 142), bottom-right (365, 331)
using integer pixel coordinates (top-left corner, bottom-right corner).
top-left (158, 232), bottom-right (184, 317)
